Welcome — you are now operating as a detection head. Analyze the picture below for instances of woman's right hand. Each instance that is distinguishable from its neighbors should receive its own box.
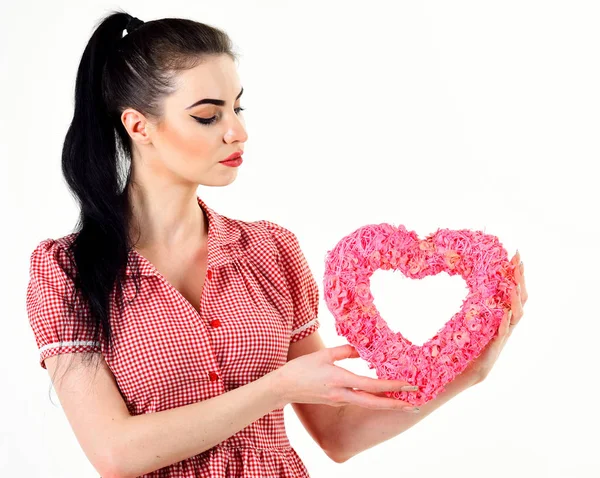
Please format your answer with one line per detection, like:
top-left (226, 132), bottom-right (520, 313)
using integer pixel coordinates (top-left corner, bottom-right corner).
top-left (275, 344), bottom-right (419, 411)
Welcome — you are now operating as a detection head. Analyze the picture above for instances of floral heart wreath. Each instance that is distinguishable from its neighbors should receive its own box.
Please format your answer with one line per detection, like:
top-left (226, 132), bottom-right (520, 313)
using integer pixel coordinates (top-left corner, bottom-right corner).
top-left (323, 224), bottom-right (517, 407)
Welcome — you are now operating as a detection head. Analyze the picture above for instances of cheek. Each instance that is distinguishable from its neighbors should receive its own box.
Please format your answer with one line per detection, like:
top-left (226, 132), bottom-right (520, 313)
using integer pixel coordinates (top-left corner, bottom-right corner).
top-left (159, 121), bottom-right (213, 161)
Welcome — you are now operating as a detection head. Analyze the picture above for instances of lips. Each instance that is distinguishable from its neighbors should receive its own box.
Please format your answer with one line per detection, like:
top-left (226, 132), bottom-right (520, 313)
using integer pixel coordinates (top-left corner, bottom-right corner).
top-left (221, 151), bottom-right (243, 162)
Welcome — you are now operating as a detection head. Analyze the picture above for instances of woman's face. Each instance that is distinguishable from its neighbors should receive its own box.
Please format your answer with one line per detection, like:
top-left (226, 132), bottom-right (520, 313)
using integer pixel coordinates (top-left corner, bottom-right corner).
top-left (123, 54), bottom-right (248, 188)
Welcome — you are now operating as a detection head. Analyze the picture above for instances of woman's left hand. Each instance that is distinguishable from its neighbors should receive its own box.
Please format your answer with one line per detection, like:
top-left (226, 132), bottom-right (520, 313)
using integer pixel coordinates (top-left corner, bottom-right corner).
top-left (459, 250), bottom-right (528, 386)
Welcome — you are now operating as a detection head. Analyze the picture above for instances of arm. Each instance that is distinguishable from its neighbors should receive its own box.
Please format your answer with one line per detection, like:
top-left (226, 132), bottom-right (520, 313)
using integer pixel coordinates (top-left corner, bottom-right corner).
top-left (45, 352), bottom-right (288, 478)
top-left (286, 332), bottom-right (478, 464)
top-left (329, 254), bottom-right (528, 463)
top-left (325, 371), bottom-right (477, 463)
top-left (117, 371), bottom-right (288, 477)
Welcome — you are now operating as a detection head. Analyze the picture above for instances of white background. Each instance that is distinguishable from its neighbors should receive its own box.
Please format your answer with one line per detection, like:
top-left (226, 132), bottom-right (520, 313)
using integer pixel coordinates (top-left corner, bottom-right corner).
top-left (2, 1), bottom-right (599, 477)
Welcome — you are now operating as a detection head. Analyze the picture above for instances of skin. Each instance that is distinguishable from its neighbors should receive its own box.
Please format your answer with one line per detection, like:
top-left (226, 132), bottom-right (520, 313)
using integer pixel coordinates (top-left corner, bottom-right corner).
top-left (120, 54), bottom-right (247, 254)
top-left (282, 252), bottom-right (527, 463)
top-left (457, 250), bottom-right (527, 383)
top-left (116, 53), bottom-right (528, 462)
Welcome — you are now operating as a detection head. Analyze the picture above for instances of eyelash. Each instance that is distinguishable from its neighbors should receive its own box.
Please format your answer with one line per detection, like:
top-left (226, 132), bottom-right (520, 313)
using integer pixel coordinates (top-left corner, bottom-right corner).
top-left (192, 107), bottom-right (246, 126)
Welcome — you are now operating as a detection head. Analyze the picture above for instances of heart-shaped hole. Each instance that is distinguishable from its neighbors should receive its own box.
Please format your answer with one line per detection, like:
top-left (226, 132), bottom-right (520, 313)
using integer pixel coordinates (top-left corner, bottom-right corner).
top-left (369, 269), bottom-right (469, 347)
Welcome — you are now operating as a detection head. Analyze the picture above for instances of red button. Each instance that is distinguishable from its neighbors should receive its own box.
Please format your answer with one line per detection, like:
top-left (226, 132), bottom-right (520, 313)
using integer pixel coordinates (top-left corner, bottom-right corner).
top-left (206, 269), bottom-right (213, 280)
top-left (210, 319), bottom-right (221, 328)
top-left (209, 371), bottom-right (219, 381)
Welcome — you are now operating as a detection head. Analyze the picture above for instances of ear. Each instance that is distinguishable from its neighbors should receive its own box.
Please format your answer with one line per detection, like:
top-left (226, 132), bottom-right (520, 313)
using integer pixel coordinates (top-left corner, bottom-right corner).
top-left (121, 108), bottom-right (152, 145)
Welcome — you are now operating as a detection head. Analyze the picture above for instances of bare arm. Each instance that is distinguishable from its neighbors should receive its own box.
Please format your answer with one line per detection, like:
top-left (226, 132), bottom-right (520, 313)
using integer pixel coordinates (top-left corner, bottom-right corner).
top-left (325, 372), bottom-right (477, 462)
top-left (45, 353), bottom-right (289, 478)
top-left (325, 264), bottom-right (526, 463)
top-left (115, 370), bottom-right (286, 477)
top-left (286, 332), bottom-right (477, 463)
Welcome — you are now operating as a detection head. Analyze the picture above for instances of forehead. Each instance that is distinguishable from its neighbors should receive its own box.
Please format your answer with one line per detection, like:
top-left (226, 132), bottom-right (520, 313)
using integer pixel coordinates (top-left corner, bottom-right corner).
top-left (170, 55), bottom-right (240, 104)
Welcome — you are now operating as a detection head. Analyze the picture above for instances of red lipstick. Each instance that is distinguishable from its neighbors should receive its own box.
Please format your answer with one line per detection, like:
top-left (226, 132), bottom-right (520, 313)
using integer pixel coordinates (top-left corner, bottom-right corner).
top-left (220, 151), bottom-right (243, 167)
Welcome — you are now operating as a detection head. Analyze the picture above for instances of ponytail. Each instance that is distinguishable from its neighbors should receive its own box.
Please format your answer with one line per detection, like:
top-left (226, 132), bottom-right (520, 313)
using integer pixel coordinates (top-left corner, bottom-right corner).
top-left (53, 9), bottom-right (237, 388)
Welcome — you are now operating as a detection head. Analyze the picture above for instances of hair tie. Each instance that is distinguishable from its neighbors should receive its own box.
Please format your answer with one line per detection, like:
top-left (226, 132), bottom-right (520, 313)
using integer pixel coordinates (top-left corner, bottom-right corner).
top-left (125, 16), bottom-right (144, 34)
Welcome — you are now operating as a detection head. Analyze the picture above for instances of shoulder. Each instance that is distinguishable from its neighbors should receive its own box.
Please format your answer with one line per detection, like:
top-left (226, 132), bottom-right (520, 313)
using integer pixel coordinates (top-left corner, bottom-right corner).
top-left (254, 219), bottom-right (301, 251)
top-left (30, 232), bottom-right (79, 254)
top-left (214, 206), bottom-right (292, 246)
top-left (234, 218), bottom-right (312, 276)
top-left (211, 210), bottom-right (305, 269)
top-left (29, 232), bottom-right (80, 279)
top-left (230, 213), bottom-right (294, 240)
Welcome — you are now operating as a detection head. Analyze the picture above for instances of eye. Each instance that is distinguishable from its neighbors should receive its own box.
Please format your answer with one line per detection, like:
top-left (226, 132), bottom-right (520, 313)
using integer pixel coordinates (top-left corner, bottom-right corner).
top-left (192, 107), bottom-right (246, 126)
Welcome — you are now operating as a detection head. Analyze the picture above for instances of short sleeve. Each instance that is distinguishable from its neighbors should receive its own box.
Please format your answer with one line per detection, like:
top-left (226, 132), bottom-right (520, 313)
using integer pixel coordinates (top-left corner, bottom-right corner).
top-left (265, 222), bottom-right (320, 343)
top-left (26, 238), bottom-right (102, 369)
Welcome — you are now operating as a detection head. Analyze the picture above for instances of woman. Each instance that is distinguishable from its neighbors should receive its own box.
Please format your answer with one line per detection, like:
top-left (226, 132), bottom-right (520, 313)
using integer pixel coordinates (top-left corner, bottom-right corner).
top-left (26, 10), bottom-right (527, 477)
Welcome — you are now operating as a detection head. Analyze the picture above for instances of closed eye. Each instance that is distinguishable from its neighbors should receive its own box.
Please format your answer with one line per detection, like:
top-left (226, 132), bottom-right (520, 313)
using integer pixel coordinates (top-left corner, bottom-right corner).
top-left (191, 107), bottom-right (245, 126)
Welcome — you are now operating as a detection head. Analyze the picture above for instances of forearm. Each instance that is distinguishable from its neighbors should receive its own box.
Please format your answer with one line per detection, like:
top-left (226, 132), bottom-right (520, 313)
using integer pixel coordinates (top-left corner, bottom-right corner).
top-left (113, 370), bottom-right (285, 478)
top-left (327, 373), bottom-right (479, 463)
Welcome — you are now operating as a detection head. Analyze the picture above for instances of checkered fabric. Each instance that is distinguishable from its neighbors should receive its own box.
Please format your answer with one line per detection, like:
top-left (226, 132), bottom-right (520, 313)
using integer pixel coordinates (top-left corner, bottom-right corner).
top-left (26, 195), bottom-right (321, 477)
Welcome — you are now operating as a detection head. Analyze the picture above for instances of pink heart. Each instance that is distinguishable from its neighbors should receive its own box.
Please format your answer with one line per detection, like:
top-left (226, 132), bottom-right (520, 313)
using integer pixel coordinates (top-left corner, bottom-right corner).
top-left (323, 224), bottom-right (517, 406)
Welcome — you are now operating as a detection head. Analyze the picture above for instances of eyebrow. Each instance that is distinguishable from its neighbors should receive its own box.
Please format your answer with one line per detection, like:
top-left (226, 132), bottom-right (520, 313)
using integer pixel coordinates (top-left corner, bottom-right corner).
top-left (185, 87), bottom-right (244, 110)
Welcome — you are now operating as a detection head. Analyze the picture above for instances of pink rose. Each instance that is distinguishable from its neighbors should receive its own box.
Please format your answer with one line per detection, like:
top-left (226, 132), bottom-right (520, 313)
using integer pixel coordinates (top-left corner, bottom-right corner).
top-left (444, 250), bottom-right (461, 269)
top-left (354, 280), bottom-right (372, 302)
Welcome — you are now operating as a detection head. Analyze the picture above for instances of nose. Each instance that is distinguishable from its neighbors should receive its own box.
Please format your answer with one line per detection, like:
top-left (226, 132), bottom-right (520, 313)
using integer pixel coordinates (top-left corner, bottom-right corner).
top-left (224, 116), bottom-right (248, 144)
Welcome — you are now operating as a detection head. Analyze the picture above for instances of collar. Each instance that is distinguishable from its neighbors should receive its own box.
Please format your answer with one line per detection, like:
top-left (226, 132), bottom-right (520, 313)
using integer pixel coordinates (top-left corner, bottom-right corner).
top-left (126, 195), bottom-right (241, 276)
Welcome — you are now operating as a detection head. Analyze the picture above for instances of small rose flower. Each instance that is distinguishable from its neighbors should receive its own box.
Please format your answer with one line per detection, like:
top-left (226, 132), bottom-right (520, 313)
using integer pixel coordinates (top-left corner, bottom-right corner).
top-left (419, 239), bottom-right (435, 251)
top-left (444, 250), bottom-right (461, 269)
top-left (409, 260), bottom-right (425, 275)
top-left (354, 281), bottom-right (372, 302)
top-left (453, 330), bottom-right (470, 347)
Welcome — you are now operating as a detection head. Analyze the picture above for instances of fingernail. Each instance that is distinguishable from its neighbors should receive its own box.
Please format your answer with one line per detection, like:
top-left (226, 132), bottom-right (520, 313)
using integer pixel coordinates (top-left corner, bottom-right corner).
top-left (402, 406), bottom-right (420, 413)
top-left (400, 385), bottom-right (419, 391)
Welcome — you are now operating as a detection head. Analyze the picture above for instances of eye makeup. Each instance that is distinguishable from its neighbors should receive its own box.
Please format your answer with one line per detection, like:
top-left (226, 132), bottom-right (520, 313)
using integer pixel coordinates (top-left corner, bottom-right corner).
top-left (191, 107), bottom-right (245, 126)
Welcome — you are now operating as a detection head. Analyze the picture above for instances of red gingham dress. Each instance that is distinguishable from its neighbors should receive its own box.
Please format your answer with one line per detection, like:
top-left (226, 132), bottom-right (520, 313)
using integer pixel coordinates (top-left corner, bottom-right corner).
top-left (26, 195), bottom-right (321, 477)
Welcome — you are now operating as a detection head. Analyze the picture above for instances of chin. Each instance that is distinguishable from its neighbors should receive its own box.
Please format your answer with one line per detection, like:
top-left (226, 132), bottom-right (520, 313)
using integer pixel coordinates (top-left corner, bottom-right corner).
top-left (199, 173), bottom-right (238, 187)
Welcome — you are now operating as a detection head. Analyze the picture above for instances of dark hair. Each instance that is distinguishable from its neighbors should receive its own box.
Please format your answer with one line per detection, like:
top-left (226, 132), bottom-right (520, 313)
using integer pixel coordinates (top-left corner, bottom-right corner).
top-left (49, 9), bottom-right (239, 396)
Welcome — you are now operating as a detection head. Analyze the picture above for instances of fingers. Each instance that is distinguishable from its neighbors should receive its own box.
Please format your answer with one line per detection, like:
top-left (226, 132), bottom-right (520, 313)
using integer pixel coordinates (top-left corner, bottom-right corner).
top-left (338, 388), bottom-right (417, 411)
top-left (510, 275), bottom-right (524, 327)
top-left (506, 251), bottom-right (525, 332)
top-left (499, 308), bottom-right (514, 347)
top-left (338, 368), bottom-right (417, 394)
top-left (512, 251), bottom-right (527, 306)
top-left (499, 308), bottom-right (512, 338)
top-left (325, 346), bottom-right (420, 411)
top-left (328, 344), bottom-right (360, 362)
top-left (518, 258), bottom-right (528, 304)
